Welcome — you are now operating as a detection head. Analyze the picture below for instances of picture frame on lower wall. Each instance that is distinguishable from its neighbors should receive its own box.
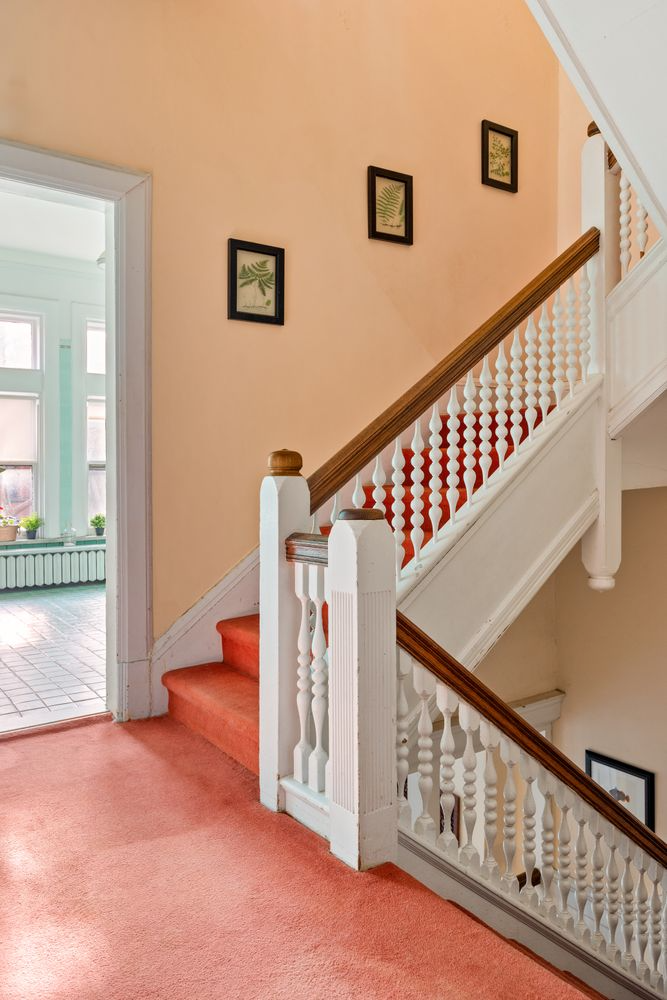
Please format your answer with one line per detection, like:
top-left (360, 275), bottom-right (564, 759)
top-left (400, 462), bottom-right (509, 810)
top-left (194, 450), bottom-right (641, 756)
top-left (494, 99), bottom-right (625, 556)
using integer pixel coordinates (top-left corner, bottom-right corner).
top-left (481, 120), bottom-right (518, 193)
top-left (228, 238), bottom-right (285, 325)
top-left (367, 165), bottom-right (413, 245)
top-left (585, 750), bottom-right (656, 830)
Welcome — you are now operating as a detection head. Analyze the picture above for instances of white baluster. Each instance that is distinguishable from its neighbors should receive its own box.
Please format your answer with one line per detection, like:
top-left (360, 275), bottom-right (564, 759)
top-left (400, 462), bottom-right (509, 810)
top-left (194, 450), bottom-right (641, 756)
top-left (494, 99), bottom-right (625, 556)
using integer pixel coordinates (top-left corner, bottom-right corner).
top-left (519, 751), bottom-right (538, 904)
top-left (636, 852), bottom-right (650, 982)
top-left (620, 171), bottom-right (632, 277)
top-left (552, 290), bottom-right (566, 409)
top-left (371, 454), bottom-right (387, 515)
top-left (591, 818), bottom-right (606, 952)
top-left (637, 200), bottom-right (648, 259)
top-left (537, 303), bottom-right (552, 428)
top-left (413, 663), bottom-right (436, 841)
top-left (509, 329), bottom-right (524, 455)
top-left (459, 701), bottom-right (480, 870)
top-left (463, 372), bottom-right (477, 504)
top-left (479, 719), bottom-right (499, 882)
top-left (410, 418), bottom-right (425, 566)
top-left (578, 263), bottom-right (591, 385)
top-left (524, 317), bottom-right (538, 441)
top-left (539, 772), bottom-right (557, 919)
top-left (307, 564), bottom-right (328, 793)
top-left (606, 831), bottom-right (621, 962)
top-left (329, 491), bottom-right (340, 526)
top-left (556, 790), bottom-right (574, 931)
top-left (500, 737), bottom-right (519, 893)
top-left (620, 838), bottom-right (637, 975)
top-left (446, 387), bottom-right (461, 523)
top-left (293, 564), bottom-right (312, 784)
top-left (566, 277), bottom-right (578, 398)
top-left (428, 404), bottom-right (443, 540)
top-left (395, 650), bottom-right (411, 828)
top-left (309, 513), bottom-right (320, 535)
top-left (436, 682), bottom-right (459, 858)
top-left (574, 803), bottom-right (591, 942)
top-left (479, 357), bottom-right (493, 486)
top-left (494, 343), bottom-right (509, 469)
top-left (391, 437), bottom-right (406, 580)
top-left (648, 863), bottom-right (664, 991)
top-left (352, 474), bottom-right (365, 509)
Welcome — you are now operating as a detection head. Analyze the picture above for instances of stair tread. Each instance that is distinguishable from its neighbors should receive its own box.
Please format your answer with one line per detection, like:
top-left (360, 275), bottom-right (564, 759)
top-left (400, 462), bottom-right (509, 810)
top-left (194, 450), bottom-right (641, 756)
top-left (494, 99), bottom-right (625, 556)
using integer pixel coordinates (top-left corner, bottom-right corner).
top-left (216, 613), bottom-right (260, 679)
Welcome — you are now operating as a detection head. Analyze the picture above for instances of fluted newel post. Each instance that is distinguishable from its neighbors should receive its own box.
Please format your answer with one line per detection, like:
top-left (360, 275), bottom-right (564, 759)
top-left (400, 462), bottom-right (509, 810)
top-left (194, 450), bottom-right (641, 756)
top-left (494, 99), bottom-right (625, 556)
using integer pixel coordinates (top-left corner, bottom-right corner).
top-left (259, 450), bottom-right (311, 812)
top-left (581, 125), bottom-right (622, 592)
top-left (328, 508), bottom-right (397, 870)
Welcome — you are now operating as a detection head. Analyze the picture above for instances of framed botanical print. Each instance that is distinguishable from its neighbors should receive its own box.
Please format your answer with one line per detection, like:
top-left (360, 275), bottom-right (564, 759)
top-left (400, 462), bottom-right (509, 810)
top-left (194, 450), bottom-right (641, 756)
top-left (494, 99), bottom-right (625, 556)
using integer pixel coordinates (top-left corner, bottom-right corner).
top-left (367, 166), bottom-right (413, 245)
top-left (481, 120), bottom-right (518, 193)
top-left (586, 750), bottom-right (655, 830)
top-left (228, 238), bottom-right (285, 325)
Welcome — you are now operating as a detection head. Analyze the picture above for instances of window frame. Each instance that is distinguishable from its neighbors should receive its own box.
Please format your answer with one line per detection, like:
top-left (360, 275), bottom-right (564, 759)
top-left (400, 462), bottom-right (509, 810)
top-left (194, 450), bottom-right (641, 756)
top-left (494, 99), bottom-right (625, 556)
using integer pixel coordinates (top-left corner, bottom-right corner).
top-left (0, 391), bottom-right (40, 521)
top-left (0, 311), bottom-right (40, 371)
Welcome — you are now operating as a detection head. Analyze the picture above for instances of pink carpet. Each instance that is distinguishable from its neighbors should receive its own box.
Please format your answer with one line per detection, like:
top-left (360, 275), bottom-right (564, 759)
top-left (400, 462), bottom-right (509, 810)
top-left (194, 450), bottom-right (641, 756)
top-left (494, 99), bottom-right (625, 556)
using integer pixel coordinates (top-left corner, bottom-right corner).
top-left (0, 716), bottom-right (601, 1000)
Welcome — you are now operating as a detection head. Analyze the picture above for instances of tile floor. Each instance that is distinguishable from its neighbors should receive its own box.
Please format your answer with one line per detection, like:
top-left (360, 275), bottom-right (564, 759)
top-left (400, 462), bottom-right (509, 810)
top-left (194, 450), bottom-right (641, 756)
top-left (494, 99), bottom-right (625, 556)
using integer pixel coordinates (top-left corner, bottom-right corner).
top-left (0, 584), bottom-right (106, 733)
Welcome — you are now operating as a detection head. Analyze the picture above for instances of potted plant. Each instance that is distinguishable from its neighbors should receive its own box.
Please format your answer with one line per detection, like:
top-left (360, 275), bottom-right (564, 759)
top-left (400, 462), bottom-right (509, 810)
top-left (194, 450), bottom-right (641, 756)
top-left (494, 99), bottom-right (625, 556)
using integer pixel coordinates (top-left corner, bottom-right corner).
top-left (20, 513), bottom-right (44, 540)
top-left (0, 509), bottom-right (18, 543)
top-left (90, 513), bottom-right (106, 537)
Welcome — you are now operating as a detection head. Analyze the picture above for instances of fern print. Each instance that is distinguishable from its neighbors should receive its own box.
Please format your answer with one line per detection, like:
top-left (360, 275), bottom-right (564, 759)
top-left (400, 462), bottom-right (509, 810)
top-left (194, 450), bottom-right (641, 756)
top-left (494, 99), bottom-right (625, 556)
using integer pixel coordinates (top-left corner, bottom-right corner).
top-left (237, 253), bottom-right (277, 314)
top-left (376, 180), bottom-right (405, 230)
top-left (238, 259), bottom-right (276, 297)
top-left (488, 133), bottom-right (511, 181)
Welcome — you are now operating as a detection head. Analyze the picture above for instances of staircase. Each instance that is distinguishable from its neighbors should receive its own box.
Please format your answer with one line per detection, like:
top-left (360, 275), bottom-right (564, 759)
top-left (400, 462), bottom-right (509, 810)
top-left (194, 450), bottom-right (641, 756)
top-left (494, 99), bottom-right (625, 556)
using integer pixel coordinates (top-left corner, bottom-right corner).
top-left (161, 122), bottom-right (667, 999)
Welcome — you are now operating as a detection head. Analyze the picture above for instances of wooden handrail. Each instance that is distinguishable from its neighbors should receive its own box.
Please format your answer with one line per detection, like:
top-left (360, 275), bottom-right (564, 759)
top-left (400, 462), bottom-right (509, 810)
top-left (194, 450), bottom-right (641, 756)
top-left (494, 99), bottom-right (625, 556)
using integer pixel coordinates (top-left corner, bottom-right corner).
top-left (285, 532), bottom-right (329, 566)
top-left (397, 611), bottom-right (667, 869)
top-left (307, 227), bottom-right (600, 515)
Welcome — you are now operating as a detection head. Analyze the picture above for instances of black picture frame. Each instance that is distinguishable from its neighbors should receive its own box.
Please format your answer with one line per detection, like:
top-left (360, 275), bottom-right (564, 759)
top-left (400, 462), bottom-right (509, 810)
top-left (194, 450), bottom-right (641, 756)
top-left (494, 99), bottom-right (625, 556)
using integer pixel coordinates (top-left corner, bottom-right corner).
top-left (228, 238), bottom-right (285, 325)
top-left (585, 750), bottom-right (655, 830)
top-left (481, 120), bottom-right (518, 193)
top-left (367, 166), bottom-right (413, 245)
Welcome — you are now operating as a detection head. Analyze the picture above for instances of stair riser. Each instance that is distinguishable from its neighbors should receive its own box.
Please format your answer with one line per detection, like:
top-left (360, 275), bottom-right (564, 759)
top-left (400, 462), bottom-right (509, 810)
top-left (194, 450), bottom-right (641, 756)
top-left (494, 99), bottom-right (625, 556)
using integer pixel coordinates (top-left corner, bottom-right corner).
top-left (168, 690), bottom-right (259, 776)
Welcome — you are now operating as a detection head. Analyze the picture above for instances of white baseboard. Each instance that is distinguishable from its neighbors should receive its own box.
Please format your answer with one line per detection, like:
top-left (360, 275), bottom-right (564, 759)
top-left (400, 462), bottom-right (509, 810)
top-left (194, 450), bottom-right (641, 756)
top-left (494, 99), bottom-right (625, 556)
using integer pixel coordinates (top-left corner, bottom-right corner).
top-left (148, 547), bottom-right (259, 715)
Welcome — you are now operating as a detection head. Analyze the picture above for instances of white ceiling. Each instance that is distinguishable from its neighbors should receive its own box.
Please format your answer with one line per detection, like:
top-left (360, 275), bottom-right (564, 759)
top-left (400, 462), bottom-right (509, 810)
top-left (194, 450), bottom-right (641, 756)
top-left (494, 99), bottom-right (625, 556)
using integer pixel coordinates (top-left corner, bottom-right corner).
top-left (0, 178), bottom-right (107, 261)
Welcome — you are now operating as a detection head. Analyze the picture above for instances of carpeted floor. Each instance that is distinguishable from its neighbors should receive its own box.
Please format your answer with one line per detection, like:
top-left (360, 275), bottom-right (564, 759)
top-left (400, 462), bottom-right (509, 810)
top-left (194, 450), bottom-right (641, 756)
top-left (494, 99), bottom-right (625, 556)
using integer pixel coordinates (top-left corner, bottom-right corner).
top-left (0, 716), bottom-right (601, 1000)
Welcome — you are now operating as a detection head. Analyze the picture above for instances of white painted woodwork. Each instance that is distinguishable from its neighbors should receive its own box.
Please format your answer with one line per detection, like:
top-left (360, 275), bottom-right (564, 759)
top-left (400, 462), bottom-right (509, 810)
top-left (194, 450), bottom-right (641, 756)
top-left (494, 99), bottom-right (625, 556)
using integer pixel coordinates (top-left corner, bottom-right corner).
top-left (459, 701), bottom-right (481, 869)
top-left (556, 793), bottom-right (574, 931)
top-left (479, 357), bottom-right (493, 484)
top-left (0, 544), bottom-right (106, 591)
top-left (579, 263), bottom-right (591, 384)
top-left (259, 471), bottom-right (311, 811)
top-left (396, 649), bottom-right (412, 828)
top-left (436, 682), bottom-right (460, 857)
top-left (620, 172), bottom-right (632, 278)
top-left (308, 563), bottom-right (328, 794)
top-left (509, 330), bottom-right (524, 456)
top-left (537, 305), bottom-right (552, 428)
top-left (519, 751), bottom-right (538, 903)
top-left (637, 201), bottom-right (649, 259)
top-left (462, 372), bottom-right (477, 504)
top-left (552, 290), bottom-right (566, 409)
top-left (565, 277), bottom-right (578, 398)
top-left (495, 343), bottom-right (509, 470)
top-left (409, 418), bottom-right (425, 566)
top-left (446, 386), bottom-right (461, 522)
top-left (372, 454), bottom-right (387, 515)
top-left (293, 563), bottom-right (312, 784)
top-left (500, 737), bottom-right (519, 893)
top-left (428, 404), bottom-right (443, 540)
top-left (413, 662), bottom-right (436, 842)
top-left (391, 436), bottom-right (406, 580)
top-left (328, 513), bottom-right (396, 871)
top-left (479, 719), bottom-right (499, 881)
top-left (352, 474), bottom-right (365, 509)
top-left (524, 318), bottom-right (538, 441)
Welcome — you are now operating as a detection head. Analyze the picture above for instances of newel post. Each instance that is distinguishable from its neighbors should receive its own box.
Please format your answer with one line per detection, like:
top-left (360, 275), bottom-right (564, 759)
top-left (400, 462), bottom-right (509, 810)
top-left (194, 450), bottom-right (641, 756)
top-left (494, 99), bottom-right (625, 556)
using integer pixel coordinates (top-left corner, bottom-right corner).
top-left (259, 449), bottom-right (310, 812)
top-left (328, 508), bottom-right (397, 871)
top-left (580, 122), bottom-right (622, 591)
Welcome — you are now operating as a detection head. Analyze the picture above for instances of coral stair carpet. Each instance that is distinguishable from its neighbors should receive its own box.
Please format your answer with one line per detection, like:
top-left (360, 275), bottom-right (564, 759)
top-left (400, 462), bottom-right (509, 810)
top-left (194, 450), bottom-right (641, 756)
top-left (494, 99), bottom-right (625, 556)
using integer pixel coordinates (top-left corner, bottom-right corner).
top-left (0, 715), bottom-right (602, 1000)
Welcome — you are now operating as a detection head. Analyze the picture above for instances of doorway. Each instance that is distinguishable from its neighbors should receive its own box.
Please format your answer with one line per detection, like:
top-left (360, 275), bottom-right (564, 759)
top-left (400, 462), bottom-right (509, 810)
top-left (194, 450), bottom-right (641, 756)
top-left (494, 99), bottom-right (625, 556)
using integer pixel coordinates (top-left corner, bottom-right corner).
top-left (0, 140), bottom-right (151, 727)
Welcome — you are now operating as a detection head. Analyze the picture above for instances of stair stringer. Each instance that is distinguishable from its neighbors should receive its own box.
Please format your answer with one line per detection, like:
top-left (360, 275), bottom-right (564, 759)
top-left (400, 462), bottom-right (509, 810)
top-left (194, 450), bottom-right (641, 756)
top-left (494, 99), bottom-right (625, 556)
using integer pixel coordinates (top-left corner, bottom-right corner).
top-left (608, 239), bottom-right (667, 437)
top-left (398, 378), bottom-right (602, 669)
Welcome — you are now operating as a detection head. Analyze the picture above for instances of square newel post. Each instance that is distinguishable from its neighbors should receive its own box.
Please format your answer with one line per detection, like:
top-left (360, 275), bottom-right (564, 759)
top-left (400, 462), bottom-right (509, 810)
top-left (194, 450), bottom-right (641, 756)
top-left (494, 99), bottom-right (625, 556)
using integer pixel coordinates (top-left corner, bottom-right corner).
top-left (581, 123), bottom-right (622, 591)
top-left (328, 508), bottom-right (397, 871)
top-left (259, 449), bottom-right (310, 812)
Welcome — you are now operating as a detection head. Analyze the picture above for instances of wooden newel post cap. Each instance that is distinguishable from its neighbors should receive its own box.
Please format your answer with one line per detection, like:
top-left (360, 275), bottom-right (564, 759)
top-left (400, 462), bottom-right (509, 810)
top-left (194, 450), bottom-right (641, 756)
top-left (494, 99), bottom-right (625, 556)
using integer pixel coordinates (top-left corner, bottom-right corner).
top-left (587, 121), bottom-right (600, 137)
top-left (338, 508), bottom-right (384, 521)
top-left (268, 449), bottom-right (303, 476)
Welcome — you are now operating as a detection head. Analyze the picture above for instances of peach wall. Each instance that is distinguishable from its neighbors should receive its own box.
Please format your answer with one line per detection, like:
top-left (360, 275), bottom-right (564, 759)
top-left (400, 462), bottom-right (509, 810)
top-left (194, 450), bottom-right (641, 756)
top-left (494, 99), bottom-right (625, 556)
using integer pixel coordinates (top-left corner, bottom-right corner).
top-left (557, 66), bottom-right (593, 250)
top-left (553, 488), bottom-right (667, 838)
top-left (1, 1), bottom-right (564, 635)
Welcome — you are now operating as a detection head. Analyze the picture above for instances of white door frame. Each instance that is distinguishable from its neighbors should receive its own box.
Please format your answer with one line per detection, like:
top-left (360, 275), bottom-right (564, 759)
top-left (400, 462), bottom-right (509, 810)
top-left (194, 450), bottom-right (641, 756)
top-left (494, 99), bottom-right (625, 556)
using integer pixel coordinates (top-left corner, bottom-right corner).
top-left (0, 138), bottom-right (152, 721)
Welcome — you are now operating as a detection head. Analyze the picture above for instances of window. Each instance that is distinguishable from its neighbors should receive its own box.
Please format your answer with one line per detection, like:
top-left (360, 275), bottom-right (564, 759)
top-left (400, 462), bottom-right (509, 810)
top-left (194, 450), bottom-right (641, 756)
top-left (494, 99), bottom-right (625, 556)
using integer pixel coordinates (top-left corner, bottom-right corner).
top-left (86, 321), bottom-right (105, 375)
top-left (87, 398), bottom-right (106, 520)
top-left (0, 314), bottom-right (39, 369)
top-left (0, 395), bottom-right (38, 519)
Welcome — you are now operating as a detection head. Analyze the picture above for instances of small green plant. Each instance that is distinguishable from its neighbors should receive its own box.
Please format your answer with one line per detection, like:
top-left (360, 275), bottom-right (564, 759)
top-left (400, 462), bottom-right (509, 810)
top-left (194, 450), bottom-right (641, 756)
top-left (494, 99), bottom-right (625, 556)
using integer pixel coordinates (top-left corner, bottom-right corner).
top-left (90, 513), bottom-right (106, 529)
top-left (20, 514), bottom-right (44, 531)
top-left (0, 507), bottom-right (17, 527)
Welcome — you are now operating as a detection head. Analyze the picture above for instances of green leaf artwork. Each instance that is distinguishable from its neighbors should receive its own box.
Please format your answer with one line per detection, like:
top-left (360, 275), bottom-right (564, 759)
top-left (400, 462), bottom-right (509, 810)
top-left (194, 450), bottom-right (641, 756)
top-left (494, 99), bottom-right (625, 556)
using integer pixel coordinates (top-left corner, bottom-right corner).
top-left (376, 181), bottom-right (405, 229)
top-left (238, 259), bottom-right (276, 298)
top-left (489, 134), bottom-right (511, 180)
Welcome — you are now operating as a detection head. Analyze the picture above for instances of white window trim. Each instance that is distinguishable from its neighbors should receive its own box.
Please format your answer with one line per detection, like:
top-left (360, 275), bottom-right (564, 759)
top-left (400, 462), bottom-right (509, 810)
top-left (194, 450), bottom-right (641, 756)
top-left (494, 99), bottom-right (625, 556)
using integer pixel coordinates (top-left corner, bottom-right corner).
top-left (72, 302), bottom-right (106, 535)
top-left (0, 139), bottom-right (152, 722)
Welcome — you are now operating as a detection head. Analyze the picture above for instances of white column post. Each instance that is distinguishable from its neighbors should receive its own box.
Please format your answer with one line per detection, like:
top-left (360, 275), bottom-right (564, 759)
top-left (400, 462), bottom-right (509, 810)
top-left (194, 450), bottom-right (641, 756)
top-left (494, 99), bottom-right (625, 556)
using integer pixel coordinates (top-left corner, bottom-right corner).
top-left (580, 125), bottom-right (623, 591)
top-left (259, 449), bottom-right (311, 812)
top-left (328, 508), bottom-right (397, 871)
